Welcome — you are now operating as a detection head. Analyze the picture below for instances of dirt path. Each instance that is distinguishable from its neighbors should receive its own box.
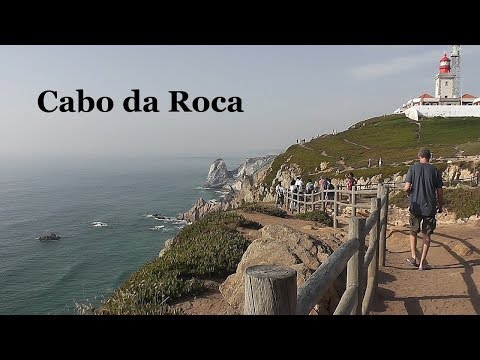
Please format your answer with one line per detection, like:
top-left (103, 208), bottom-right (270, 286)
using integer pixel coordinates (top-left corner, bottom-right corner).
top-left (371, 222), bottom-right (480, 315)
top-left (342, 138), bottom-right (371, 150)
top-left (172, 207), bottom-right (480, 315)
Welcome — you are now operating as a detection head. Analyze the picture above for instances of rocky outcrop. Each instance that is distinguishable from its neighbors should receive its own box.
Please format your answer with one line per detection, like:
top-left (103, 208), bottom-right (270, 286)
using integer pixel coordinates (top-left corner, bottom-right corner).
top-left (219, 224), bottom-right (344, 314)
top-left (204, 159), bottom-right (231, 188)
top-left (204, 156), bottom-right (276, 189)
top-left (177, 196), bottom-right (237, 223)
top-left (158, 238), bottom-right (175, 257)
top-left (38, 233), bottom-right (61, 241)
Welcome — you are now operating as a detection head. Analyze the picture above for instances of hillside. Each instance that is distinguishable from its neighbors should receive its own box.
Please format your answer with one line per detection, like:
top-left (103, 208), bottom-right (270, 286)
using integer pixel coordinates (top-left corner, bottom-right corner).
top-left (264, 114), bottom-right (480, 185)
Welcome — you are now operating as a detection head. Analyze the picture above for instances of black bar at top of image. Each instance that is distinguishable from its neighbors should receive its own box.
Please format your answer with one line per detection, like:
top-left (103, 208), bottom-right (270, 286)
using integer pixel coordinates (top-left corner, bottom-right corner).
top-left (0, 31), bottom-right (476, 45)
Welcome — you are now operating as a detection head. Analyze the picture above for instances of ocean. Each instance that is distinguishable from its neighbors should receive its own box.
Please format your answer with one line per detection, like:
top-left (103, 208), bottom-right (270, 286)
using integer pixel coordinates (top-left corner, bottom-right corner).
top-left (0, 155), bottom-right (243, 314)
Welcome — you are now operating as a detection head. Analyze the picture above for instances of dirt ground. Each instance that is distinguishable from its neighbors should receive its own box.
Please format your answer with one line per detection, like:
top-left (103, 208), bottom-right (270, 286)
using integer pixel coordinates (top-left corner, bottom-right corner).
top-left (371, 222), bottom-right (480, 315)
top-left (172, 209), bottom-right (480, 315)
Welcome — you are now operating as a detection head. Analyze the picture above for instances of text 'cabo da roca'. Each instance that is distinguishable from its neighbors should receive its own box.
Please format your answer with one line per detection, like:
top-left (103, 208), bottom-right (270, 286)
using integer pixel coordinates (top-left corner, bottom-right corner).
top-left (37, 89), bottom-right (244, 113)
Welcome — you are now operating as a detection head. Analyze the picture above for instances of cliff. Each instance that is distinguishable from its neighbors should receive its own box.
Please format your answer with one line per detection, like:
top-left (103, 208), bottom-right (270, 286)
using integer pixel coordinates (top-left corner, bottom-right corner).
top-left (204, 155), bottom-right (276, 190)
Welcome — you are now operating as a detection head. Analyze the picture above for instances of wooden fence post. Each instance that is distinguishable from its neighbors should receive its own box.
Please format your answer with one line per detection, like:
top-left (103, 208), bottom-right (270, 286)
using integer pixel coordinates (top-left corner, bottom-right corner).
top-left (244, 265), bottom-right (297, 315)
top-left (321, 189), bottom-right (325, 212)
top-left (346, 216), bottom-right (366, 315)
top-left (351, 185), bottom-right (356, 217)
top-left (379, 184), bottom-right (389, 267)
top-left (362, 197), bottom-right (380, 315)
top-left (333, 189), bottom-right (338, 229)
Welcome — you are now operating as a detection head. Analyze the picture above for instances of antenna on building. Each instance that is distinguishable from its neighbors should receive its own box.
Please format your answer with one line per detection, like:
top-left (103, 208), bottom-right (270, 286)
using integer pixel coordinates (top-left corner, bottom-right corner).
top-left (451, 45), bottom-right (461, 103)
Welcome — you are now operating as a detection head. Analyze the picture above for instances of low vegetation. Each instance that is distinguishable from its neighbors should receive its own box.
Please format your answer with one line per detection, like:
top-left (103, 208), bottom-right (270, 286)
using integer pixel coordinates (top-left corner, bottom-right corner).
top-left (295, 210), bottom-right (333, 227)
top-left (241, 202), bottom-right (288, 218)
top-left (99, 211), bottom-right (255, 315)
top-left (264, 115), bottom-right (480, 186)
top-left (390, 187), bottom-right (480, 218)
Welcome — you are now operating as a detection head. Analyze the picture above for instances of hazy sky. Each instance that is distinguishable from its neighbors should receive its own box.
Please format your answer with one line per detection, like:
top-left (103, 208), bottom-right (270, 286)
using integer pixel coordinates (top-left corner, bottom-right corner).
top-left (1, 45), bottom-right (479, 160)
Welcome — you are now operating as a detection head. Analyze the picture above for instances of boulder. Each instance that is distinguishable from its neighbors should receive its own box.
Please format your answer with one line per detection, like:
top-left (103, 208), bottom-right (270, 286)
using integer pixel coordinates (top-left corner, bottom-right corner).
top-left (219, 224), bottom-right (344, 314)
top-left (38, 233), bottom-right (61, 241)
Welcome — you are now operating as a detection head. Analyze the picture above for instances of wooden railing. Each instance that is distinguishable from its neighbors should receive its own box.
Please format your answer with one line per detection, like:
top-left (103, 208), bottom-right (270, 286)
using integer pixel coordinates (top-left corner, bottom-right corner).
top-left (282, 183), bottom-right (387, 228)
top-left (244, 184), bottom-right (389, 315)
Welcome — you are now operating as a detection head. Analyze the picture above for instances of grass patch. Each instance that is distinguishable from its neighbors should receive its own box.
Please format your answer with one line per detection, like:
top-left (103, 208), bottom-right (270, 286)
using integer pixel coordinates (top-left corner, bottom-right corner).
top-left (99, 211), bottom-right (252, 315)
top-left (389, 188), bottom-right (480, 219)
top-left (241, 202), bottom-right (288, 218)
top-left (263, 115), bottom-right (480, 187)
top-left (295, 210), bottom-right (333, 227)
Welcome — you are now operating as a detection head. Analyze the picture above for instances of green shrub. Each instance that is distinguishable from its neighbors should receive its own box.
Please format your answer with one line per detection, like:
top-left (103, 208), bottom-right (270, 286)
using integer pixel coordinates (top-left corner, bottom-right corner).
top-left (443, 187), bottom-right (480, 218)
top-left (390, 190), bottom-right (410, 208)
top-left (241, 202), bottom-right (288, 218)
top-left (389, 188), bottom-right (480, 219)
top-left (295, 210), bottom-right (333, 227)
top-left (100, 211), bottom-right (252, 314)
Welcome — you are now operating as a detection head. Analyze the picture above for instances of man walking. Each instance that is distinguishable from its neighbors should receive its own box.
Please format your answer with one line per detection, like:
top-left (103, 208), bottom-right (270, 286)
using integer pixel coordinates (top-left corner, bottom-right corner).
top-left (405, 148), bottom-right (444, 270)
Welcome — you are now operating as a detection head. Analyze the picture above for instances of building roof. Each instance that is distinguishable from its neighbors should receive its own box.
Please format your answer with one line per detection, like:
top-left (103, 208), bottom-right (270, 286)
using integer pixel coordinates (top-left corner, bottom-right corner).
top-left (462, 93), bottom-right (477, 99)
top-left (440, 51), bottom-right (450, 62)
top-left (419, 93), bottom-right (434, 99)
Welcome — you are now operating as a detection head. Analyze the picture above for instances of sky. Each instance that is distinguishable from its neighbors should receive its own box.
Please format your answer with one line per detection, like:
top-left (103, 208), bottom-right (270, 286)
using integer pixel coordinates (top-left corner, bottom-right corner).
top-left (1, 45), bottom-right (479, 162)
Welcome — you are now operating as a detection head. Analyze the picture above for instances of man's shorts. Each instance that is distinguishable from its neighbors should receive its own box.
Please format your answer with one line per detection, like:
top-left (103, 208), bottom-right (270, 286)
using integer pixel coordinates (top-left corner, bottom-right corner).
top-left (409, 212), bottom-right (436, 235)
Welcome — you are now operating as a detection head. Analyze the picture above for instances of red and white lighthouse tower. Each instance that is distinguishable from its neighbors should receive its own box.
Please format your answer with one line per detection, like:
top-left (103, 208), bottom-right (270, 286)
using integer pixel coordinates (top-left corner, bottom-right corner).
top-left (435, 51), bottom-right (456, 98)
top-left (439, 51), bottom-right (451, 73)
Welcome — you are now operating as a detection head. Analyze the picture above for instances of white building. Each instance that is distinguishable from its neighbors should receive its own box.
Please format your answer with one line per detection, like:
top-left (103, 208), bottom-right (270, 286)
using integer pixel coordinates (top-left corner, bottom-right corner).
top-left (395, 46), bottom-right (480, 121)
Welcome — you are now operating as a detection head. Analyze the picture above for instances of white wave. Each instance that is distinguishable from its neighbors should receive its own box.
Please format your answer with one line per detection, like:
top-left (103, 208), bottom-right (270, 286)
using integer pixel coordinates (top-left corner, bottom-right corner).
top-left (144, 214), bottom-right (155, 218)
top-left (195, 186), bottom-right (211, 190)
top-left (92, 221), bottom-right (108, 227)
top-left (173, 220), bottom-right (189, 225)
top-left (150, 225), bottom-right (165, 230)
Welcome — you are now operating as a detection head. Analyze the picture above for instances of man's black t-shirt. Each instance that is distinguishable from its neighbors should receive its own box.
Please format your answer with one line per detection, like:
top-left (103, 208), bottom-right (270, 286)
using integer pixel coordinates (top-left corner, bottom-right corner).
top-left (405, 162), bottom-right (443, 217)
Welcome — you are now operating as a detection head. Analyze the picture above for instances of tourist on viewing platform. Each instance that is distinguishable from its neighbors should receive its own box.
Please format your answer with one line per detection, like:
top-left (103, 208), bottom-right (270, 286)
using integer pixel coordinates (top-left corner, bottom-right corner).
top-left (405, 147), bottom-right (444, 271)
top-left (289, 179), bottom-right (297, 212)
top-left (347, 172), bottom-right (357, 202)
top-left (325, 178), bottom-right (335, 209)
top-left (306, 179), bottom-right (314, 194)
top-left (275, 182), bottom-right (284, 207)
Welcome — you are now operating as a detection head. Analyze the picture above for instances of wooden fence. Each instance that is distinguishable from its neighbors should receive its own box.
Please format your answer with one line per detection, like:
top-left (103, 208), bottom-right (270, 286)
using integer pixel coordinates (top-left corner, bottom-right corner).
top-left (282, 182), bottom-right (387, 228)
top-left (244, 184), bottom-right (389, 315)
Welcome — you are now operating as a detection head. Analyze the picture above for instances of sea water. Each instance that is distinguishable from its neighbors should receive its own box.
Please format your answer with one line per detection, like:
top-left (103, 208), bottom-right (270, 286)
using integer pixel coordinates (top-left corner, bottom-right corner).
top-left (0, 155), bottom-right (243, 314)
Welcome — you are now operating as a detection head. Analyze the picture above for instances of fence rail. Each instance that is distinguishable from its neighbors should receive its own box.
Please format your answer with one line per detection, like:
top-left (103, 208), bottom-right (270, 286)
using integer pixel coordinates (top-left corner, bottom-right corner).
top-left (282, 182), bottom-right (387, 228)
top-left (245, 184), bottom-right (389, 315)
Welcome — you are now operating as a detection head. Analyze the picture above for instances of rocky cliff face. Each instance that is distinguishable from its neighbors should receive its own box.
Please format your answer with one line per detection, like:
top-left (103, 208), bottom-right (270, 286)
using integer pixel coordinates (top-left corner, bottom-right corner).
top-left (204, 159), bottom-right (231, 188)
top-left (219, 224), bottom-right (344, 314)
top-left (204, 156), bottom-right (276, 189)
top-left (177, 196), bottom-right (237, 223)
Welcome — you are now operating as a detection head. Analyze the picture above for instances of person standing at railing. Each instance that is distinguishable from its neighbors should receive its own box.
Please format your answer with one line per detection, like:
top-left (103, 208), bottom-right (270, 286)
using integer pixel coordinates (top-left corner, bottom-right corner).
top-left (289, 179), bottom-right (297, 212)
top-left (325, 178), bottom-right (335, 209)
top-left (275, 182), bottom-right (285, 207)
top-left (347, 172), bottom-right (357, 202)
top-left (405, 148), bottom-right (444, 271)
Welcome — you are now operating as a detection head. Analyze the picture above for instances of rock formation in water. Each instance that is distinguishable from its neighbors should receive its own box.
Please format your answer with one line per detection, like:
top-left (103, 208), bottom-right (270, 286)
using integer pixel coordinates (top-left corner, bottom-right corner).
top-left (38, 233), bottom-right (61, 241)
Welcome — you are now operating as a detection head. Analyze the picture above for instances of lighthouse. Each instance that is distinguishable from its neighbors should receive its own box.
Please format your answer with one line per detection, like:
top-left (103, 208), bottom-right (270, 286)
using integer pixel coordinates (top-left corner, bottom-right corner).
top-left (435, 51), bottom-right (456, 99)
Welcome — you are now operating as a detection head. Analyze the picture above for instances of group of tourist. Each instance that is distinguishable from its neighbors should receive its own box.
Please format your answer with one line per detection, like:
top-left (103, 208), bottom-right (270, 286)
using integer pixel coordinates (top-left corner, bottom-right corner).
top-left (275, 173), bottom-right (357, 210)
